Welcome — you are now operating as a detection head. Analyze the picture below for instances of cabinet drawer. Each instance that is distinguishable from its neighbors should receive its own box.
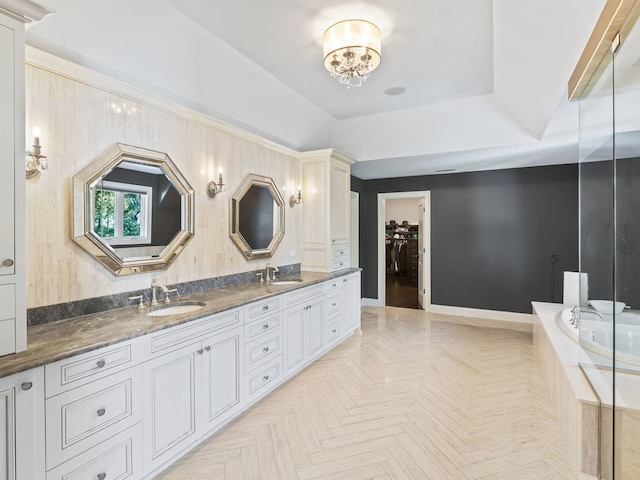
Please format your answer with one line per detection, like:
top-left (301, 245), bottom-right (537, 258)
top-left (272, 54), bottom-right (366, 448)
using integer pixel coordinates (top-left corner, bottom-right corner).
top-left (244, 312), bottom-right (281, 342)
top-left (325, 279), bottom-right (342, 293)
top-left (46, 424), bottom-right (141, 480)
top-left (285, 284), bottom-right (324, 306)
top-left (245, 329), bottom-right (282, 373)
top-left (326, 293), bottom-right (340, 317)
top-left (46, 367), bottom-right (142, 469)
top-left (331, 257), bottom-right (350, 271)
top-left (325, 319), bottom-right (340, 346)
top-left (0, 284), bottom-right (15, 320)
top-left (246, 297), bottom-right (280, 320)
top-left (143, 308), bottom-right (241, 358)
top-left (331, 244), bottom-right (349, 259)
top-left (45, 339), bottom-right (141, 397)
top-left (246, 357), bottom-right (282, 400)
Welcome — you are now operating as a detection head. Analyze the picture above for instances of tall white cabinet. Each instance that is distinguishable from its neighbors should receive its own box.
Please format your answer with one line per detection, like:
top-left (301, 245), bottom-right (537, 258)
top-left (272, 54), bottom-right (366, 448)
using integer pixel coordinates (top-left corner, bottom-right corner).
top-left (0, 8), bottom-right (26, 356)
top-left (300, 149), bottom-right (354, 272)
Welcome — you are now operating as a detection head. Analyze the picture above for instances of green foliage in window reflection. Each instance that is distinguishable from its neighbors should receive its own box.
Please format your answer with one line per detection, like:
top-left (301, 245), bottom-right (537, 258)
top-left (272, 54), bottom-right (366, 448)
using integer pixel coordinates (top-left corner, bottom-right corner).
top-left (123, 193), bottom-right (142, 237)
top-left (94, 189), bottom-right (115, 238)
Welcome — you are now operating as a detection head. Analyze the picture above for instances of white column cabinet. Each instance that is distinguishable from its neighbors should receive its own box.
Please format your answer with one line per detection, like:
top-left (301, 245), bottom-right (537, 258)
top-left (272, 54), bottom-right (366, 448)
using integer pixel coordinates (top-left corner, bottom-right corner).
top-left (0, 10), bottom-right (26, 357)
top-left (300, 149), bottom-right (354, 272)
top-left (0, 367), bottom-right (45, 480)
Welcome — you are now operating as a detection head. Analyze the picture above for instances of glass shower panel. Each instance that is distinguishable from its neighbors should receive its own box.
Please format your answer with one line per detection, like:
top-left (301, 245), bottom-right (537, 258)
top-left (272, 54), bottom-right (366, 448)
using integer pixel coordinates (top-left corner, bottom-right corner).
top-left (578, 46), bottom-right (615, 479)
top-left (613, 19), bottom-right (640, 479)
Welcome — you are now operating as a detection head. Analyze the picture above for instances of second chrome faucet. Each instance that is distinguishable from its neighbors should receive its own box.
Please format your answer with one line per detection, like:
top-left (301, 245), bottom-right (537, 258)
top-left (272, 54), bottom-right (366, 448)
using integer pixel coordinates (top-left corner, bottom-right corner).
top-left (150, 278), bottom-right (178, 306)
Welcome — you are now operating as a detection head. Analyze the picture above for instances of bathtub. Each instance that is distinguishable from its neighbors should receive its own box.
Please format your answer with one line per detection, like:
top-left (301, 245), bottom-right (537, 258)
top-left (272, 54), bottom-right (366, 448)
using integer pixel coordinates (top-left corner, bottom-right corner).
top-left (559, 308), bottom-right (640, 369)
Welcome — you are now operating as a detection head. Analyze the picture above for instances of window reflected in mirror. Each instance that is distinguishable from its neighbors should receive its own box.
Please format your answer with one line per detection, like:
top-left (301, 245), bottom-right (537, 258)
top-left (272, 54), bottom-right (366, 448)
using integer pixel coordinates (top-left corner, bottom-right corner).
top-left (73, 144), bottom-right (194, 275)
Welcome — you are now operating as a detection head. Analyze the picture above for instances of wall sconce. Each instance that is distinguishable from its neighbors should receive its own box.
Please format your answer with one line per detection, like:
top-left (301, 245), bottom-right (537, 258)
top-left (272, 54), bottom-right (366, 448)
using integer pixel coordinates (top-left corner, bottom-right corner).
top-left (207, 167), bottom-right (225, 198)
top-left (289, 185), bottom-right (302, 207)
top-left (26, 127), bottom-right (47, 179)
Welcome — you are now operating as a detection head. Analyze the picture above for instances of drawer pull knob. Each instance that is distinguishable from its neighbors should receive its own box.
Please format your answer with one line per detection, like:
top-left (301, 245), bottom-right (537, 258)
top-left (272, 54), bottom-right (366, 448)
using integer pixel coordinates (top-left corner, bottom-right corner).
top-left (332, 329), bottom-right (337, 333)
top-left (263, 375), bottom-right (269, 382)
top-left (197, 349), bottom-right (204, 355)
top-left (96, 360), bottom-right (106, 368)
top-left (332, 303), bottom-right (337, 307)
top-left (262, 305), bottom-right (269, 311)
top-left (97, 408), bottom-right (106, 417)
top-left (2, 259), bottom-right (13, 267)
top-left (97, 473), bottom-right (106, 480)
top-left (262, 324), bottom-right (269, 330)
top-left (21, 382), bottom-right (32, 391)
top-left (332, 283), bottom-right (336, 287)
top-left (263, 346), bottom-right (269, 353)
top-left (343, 279), bottom-right (347, 283)
top-left (205, 346), bottom-right (211, 352)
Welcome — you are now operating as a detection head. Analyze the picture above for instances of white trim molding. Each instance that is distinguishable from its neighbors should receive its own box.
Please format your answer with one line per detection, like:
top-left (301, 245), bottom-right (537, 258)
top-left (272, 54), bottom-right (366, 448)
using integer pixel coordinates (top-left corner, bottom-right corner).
top-left (427, 304), bottom-right (534, 324)
top-left (0, 0), bottom-right (52, 22)
top-left (361, 298), bottom-right (383, 307)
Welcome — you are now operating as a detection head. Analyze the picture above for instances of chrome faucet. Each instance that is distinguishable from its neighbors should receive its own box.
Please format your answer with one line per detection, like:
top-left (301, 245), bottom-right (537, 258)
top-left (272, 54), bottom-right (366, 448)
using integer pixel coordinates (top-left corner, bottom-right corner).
top-left (265, 264), bottom-right (279, 284)
top-left (150, 279), bottom-right (178, 306)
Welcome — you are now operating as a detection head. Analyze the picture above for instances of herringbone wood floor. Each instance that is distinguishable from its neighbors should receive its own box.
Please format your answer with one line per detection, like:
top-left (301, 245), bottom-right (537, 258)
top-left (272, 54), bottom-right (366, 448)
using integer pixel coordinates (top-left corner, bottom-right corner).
top-left (155, 307), bottom-right (571, 480)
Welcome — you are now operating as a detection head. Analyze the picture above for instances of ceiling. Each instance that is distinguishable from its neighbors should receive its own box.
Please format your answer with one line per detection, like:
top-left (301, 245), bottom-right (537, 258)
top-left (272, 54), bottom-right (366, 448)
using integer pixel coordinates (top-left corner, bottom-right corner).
top-left (24, 0), bottom-right (608, 179)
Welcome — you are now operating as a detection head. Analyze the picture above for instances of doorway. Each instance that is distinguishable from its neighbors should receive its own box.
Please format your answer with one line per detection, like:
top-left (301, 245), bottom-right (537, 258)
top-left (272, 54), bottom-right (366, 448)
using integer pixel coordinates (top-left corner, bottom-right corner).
top-left (377, 192), bottom-right (431, 310)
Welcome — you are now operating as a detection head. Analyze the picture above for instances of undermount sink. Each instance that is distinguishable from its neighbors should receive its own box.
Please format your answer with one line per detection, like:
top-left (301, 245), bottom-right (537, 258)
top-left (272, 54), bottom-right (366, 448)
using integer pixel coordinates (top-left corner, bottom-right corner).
top-left (146, 302), bottom-right (206, 317)
top-left (270, 279), bottom-right (304, 285)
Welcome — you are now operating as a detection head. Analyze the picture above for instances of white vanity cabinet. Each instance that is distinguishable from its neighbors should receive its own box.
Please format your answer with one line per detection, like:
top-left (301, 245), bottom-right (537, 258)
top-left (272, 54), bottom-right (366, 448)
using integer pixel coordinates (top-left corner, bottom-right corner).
top-left (43, 338), bottom-right (143, 480)
top-left (300, 149), bottom-right (354, 272)
top-left (141, 309), bottom-right (243, 475)
top-left (283, 284), bottom-right (326, 376)
top-left (0, 10), bottom-right (26, 357)
top-left (0, 367), bottom-right (45, 480)
top-left (243, 298), bottom-right (284, 405)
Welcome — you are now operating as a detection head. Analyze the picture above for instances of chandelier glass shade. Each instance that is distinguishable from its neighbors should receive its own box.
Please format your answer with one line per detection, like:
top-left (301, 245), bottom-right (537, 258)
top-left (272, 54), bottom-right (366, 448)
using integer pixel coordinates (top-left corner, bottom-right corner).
top-left (323, 19), bottom-right (381, 88)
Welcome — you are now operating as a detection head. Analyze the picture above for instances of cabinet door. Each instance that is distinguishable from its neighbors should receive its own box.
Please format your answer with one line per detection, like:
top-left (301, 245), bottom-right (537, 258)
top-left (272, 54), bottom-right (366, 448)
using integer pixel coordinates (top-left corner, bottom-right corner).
top-left (0, 19), bottom-right (16, 278)
top-left (0, 368), bottom-right (45, 480)
top-left (342, 273), bottom-right (361, 334)
top-left (330, 160), bottom-right (350, 245)
top-left (283, 306), bottom-right (305, 375)
top-left (305, 298), bottom-right (325, 359)
top-left (142, 343), bottom-right (199, 473)
top-left (201, 327), bottom-right (243, 432)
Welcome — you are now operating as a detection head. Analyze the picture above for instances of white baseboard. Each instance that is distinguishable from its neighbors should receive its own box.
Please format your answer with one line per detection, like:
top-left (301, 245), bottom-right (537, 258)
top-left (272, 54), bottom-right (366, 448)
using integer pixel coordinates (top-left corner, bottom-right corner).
top-left (361, 298), bottom-right (383, 307)
top-left (426, 304), bottom-right (534, 324)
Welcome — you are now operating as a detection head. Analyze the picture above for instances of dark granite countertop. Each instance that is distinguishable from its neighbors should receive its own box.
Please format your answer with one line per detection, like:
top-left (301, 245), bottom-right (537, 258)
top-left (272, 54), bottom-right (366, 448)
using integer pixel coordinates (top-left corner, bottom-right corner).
top-left (0, 269), bottom-right (360, 378)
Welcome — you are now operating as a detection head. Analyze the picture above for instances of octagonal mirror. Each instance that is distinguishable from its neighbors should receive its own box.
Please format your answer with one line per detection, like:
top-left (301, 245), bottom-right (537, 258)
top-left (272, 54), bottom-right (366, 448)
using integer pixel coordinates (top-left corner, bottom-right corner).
top-left (73, 143), bottom-right (195, 275)
top-left (230, 174), bottom-right (285, 260)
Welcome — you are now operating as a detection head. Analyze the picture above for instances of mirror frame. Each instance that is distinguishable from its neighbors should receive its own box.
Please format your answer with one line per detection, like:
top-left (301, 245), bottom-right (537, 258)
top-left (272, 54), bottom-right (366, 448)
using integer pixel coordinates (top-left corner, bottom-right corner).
top-left (72, 143), bottom-right (195, 275)
top-left (229, 174), bottom-right (285, 260)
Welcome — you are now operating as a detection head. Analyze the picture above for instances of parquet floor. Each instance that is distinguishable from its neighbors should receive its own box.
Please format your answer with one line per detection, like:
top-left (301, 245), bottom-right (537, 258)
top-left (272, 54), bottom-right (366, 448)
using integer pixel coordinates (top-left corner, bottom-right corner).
top-left (155, 306), bottom-right (571, 480)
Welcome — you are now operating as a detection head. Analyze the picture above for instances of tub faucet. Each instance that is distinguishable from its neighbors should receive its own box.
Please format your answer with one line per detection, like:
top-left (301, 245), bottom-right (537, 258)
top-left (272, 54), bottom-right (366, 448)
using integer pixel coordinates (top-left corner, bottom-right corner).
top-left (570, 306), bottom-right (580, 328)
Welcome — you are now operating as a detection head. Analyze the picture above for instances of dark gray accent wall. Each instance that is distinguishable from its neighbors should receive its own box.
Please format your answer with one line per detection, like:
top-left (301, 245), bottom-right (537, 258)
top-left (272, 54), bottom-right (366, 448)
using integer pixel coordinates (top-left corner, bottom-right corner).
top-left (353, 163), bottom-right (579, 313)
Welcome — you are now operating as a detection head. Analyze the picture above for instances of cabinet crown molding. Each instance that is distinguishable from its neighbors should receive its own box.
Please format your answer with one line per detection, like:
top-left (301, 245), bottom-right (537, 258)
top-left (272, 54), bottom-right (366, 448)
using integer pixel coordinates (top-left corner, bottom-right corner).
top-left (0, 0), bottom-right (53, 22)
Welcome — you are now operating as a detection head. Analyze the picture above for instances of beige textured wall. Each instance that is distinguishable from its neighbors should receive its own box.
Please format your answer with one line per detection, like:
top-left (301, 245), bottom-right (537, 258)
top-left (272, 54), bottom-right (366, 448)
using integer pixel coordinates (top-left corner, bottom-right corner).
top-left (25, 65), bottom-right (301, 309)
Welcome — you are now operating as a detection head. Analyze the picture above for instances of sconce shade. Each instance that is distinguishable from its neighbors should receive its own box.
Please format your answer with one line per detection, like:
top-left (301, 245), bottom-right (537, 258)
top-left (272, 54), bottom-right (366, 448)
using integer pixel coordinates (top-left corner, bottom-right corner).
top-left (323, 19), bottom-right (381, 88)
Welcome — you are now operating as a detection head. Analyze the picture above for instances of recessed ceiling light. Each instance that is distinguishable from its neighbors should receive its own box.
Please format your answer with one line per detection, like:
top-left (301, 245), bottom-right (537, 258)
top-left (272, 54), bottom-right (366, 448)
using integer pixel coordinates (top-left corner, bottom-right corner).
top-left (384, 86), bottom-right (406, 96)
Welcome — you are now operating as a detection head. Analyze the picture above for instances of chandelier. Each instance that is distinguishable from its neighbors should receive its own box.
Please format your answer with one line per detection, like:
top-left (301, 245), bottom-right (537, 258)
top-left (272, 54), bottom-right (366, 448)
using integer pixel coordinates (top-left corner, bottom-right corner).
top-left (323, 19), bottom-right (381, 88)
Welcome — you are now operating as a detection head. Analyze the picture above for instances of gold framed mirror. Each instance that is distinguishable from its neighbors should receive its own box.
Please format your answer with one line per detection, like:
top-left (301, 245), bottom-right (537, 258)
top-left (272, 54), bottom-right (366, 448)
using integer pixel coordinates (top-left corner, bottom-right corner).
top-left (230, 174), bottom-right (285, 260)
top-left (72, 143), bottom-right (195, 275)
